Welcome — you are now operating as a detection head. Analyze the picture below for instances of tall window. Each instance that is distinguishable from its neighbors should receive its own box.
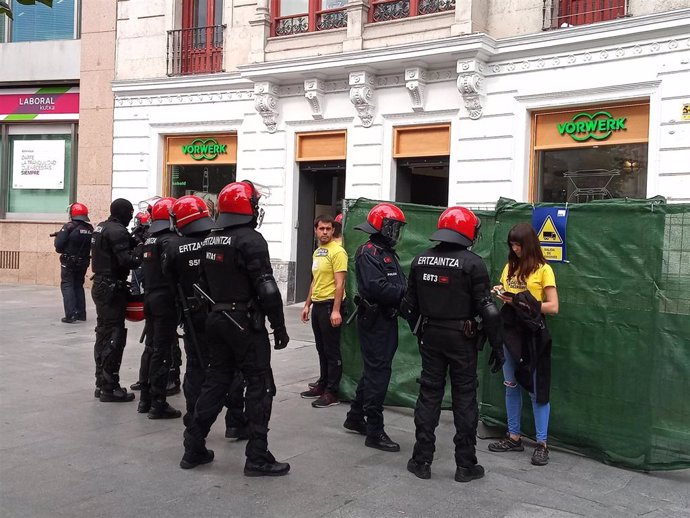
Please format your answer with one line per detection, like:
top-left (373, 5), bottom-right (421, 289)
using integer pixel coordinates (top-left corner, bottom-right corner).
top-left (10, 0), bottom-right (78, 42)
top-left (168, 0), bottom-right (225, 75)
top-left (271, 0), bottom-right (347, 36)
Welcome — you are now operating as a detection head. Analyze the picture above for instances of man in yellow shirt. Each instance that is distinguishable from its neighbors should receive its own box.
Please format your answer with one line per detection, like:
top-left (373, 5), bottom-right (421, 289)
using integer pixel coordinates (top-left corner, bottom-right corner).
top-left (300, 215), bottom-right (348, 408)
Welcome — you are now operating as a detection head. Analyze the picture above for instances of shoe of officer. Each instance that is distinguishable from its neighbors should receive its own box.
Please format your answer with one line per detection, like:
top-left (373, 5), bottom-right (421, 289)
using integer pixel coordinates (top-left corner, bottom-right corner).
top-left (454, 464), bottom-right (485, 483)
top-left (365, 431), bottom-right (400, 452)
top-left (61, 316), bottom-right (76, 324)
top-left (343, 418), bottom-right (367, 435)
top-left (130, 381), bottom-right (143, 391)
top-left (99, 386), bottom-right (135, 403)
top-left (148, 399), bottom-right (182, 419)
top-left (137, 390), bottom-right (152, 414)
top-left (407, 458), bottom-right (431, 480)
top-left (166, 379), bottom-right (181, 396)
top-left (94, 388), bottom-right (101, 399)
top-left (180, 431), bottom-right (215, 469)
top-left (243, 452), bottom-right (290, 477)
top-left (225, 426), bottom-right (249, 440)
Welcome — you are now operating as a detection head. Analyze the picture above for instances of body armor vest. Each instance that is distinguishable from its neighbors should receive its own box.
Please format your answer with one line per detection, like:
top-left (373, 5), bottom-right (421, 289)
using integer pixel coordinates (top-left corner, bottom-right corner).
top-left (142, 231), bottom-right (175, 293)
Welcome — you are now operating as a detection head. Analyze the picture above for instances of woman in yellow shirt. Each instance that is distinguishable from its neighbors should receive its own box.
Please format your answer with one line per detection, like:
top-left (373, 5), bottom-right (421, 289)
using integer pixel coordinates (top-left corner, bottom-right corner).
top-left (488, 223), bottom-right (559, 466)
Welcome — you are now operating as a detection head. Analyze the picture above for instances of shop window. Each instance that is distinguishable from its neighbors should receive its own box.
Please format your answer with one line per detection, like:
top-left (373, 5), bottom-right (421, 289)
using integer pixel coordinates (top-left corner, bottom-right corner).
top-left (5, 131), bottom-right (73, 214)
top-left (538, 144), bottom-right (647, 203)
top-left (10, 0), bottom-right (78, 42)
top-left (396, 156), bottom-right (449, 207)
top-left (271, 0), bottom-right (347, 37)
top-left (169, 164), bottom-right (236, 214)
top-left (369, 0), bottom-right (455, 23)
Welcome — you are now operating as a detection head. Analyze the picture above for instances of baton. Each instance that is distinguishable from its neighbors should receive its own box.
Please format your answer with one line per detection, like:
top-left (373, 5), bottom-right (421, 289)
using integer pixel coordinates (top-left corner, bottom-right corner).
top-left (412, 315), bottom-right (423, 337)
top-left (345, 304), bottom-right (359, 325)
top-left (177, 284), bottom-right (206, 367)
top-left (193, 283), bottom-right (245, 332)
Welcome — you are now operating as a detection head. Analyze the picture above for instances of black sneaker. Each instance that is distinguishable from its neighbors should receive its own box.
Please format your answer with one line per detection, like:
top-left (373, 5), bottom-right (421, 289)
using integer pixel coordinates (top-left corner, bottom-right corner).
top-left (455, 464), bottom-right (485, 483)
top-left (244, 458), bottom-right (290, 477)
top-left (488, 436), bottom-right (524, 452)
top-left (343, 418), bottom-right (367, 435)
top-left (99, 387), bottom-right (135, 403)
top-left (531, 444), bottom-right (549, 466)
top-left (407, 458), bottom-right (431, 480)
top-left (61, 317), bottom-right (76, 324)
top-left (365, 432), bottom-right (400, 452)
top-left (180, 449), bottom-right (215, 469)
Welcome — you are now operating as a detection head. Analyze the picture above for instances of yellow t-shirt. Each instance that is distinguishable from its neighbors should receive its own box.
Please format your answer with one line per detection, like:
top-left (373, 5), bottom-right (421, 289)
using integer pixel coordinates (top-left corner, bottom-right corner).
top-left (311, 240), bottom-right (348, 302)
top-left (500, 263), bottom-right (556, 302)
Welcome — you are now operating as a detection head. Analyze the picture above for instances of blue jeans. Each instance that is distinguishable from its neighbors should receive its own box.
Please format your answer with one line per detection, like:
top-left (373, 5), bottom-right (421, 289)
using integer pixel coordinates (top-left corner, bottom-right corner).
top-left (502, 344), bottom-right (550, 443)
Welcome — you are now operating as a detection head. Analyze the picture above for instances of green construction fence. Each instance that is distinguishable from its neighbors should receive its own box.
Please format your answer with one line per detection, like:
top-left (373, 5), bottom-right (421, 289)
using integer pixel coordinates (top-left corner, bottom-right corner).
top-left (338, 197), bottom-right (690, 471)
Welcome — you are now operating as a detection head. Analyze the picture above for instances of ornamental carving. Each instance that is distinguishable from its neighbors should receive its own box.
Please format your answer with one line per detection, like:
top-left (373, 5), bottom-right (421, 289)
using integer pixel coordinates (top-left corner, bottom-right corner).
top-left (405, 67), bottom-right (427, 112)
top-left (349, 71), bottom-right (376, 128)
top-left (304, 79), bottom-right (325, 119)
top-left (456, 59), bottom-right (486, 120)
top-left (254, 81), bottom-right (279, 133)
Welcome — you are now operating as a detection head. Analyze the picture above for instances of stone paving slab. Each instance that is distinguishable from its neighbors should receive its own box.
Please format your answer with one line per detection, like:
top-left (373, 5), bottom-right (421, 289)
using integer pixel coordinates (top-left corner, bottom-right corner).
top-left (0, 284), bottom-right (688, 518)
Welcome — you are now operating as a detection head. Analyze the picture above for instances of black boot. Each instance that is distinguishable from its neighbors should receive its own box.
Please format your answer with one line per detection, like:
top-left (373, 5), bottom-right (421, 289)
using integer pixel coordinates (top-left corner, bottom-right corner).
top-left (365, 431), bottom-right (400, 452)
top-left (407, 458), bottom-right (431, 480)
top-left (455, 464), bottom-right (485, 483)
top-left (166, 378), bottom-right (181, 396)
top-left (130, 381), bottom-right (144, 391)
top-left (180, 431), bottom-right (214, 469)
top-left (225, 426), bottom-right (249, 440)
top-left (244, 452), bottom-right (290, 477)
top-left (148, 398), bottom-right (182, 420)
top-left (99, 386), bottom-right (135, 403)
top-left (137, 389), bottom-right (152, 413)
top-left (343, 418), bottom-right (367, 435)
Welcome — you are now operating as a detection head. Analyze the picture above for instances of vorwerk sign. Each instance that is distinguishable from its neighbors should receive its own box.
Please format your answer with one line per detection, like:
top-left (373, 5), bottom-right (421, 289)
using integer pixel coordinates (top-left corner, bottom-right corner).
top-left (182, 138), bottom-right (228, 161)
top-left (557, 111), bottom-right (627, 142)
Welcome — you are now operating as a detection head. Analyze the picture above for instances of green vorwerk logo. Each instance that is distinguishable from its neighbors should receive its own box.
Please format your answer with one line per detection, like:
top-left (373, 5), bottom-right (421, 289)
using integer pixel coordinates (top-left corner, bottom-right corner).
top-left (181, 138), bottom-right (227, 160)
top-left (557, 111), bottom-right (626, 142)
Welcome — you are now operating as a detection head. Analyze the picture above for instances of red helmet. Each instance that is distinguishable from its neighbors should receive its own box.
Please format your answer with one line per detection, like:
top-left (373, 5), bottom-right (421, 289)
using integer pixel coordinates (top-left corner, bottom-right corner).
top-left (355, 202), bottom-right (406, 246)
top-left (216, 181), bottom-right (262, 228)
top-left (68, 202), bottom-right (89, 222)
top-left (335, 213), bottom-right (343, 225)
top-left (125, 294), bottom-right (145, 322)
top-left (134, 211), bottom-right (151, 226)
top-left (430, 206), bottom-right (481, 247)
top-left (171, 195), bottom-right (215, 235)
top-left (149, 197), bottom-right (176, 233)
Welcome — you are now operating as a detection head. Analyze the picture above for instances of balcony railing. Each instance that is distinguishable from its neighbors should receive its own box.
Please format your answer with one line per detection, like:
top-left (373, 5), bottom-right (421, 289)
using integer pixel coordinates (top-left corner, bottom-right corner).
top-left (167, 25), bottom-right (226, 76)
top-left (543, 0), bottom-right (628, 29)
top-left (273, 7), bottom-right (347, 37)
top-left (369, 0), bottom-right (455, 23)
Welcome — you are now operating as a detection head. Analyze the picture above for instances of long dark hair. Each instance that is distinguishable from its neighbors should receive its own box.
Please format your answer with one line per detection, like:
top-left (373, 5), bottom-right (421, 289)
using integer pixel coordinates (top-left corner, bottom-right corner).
top-left (507, 223), bottom-right (546, 283)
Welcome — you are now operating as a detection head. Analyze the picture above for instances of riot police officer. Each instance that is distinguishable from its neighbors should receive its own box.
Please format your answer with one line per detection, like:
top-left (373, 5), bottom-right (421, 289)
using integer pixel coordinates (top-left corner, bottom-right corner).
top-left (400, 206), bottom-right (505, 482)
top-left (180, 182), bottom-right (290, 476)
top-left (344, 203), bottom-right (407, 452)
top-left (54, 202), bottom-right (93, 323)
top-left (164, 195), bottom-right (249, 438)
top-left (91, 198), bottom-right (141, 402)
top-left (138, 197), bottom-right (182, 419)
top-left (129, 209), bottom-right (151, 392)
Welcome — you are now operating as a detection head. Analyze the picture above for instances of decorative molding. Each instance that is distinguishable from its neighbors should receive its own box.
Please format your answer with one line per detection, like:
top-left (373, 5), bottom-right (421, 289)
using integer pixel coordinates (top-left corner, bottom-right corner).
top-left (254, 81), bottom-right (280, 133)
top-left (114, 90), bottom-right (253, 107)
top-left (456, 59), bottom-right (485, 120)
top-left (405, 67), bottom-right (427, 112)
top-left (349, 71), bottom-right (376, 128)
top-left (304, 79), bottom-right (325, 119)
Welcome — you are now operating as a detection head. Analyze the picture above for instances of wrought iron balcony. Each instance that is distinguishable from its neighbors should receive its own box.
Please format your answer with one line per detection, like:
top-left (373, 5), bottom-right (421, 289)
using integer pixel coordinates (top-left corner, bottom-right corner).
top-left (369, 0), bottom-right (455, 23)
top-left (273, 7), bottom-right (347, 37)
top-left (167, 25), bottom-right (226, 76)
top-left (543, 0), bottom-right (628, 29)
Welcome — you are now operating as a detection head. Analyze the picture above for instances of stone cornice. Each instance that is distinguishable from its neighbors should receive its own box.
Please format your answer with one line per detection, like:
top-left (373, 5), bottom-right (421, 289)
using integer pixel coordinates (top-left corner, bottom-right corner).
top-left (112, 72), bottom-right (253, 96)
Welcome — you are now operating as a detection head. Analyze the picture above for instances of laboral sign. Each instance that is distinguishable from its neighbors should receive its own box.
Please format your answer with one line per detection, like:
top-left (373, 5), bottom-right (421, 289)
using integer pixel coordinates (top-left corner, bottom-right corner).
top-left (12, 140), bottom-right (66, 190)
top-left (0, 87), bottom-right (79, 121)
top-left (558, 111), bottom-right (626, 142)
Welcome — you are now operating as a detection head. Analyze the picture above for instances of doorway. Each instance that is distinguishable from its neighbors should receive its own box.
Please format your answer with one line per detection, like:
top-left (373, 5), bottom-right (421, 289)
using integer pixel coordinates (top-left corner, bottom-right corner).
top-left (295, 160), bottom-right (346, 303)
top-left (395, 156), bottom-right (449, 206)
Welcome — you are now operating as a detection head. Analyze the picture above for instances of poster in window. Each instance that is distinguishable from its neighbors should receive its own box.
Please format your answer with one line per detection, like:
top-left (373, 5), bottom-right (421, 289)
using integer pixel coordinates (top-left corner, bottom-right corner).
top-left (12, 140), bottom-right (66, 190)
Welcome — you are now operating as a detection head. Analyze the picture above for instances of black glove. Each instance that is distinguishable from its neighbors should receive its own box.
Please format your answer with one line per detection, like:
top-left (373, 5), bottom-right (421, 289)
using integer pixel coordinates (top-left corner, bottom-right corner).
top-left (489, 348), bottom-right (505, 373)
top-left (273, 326), bottom-right (289, 350)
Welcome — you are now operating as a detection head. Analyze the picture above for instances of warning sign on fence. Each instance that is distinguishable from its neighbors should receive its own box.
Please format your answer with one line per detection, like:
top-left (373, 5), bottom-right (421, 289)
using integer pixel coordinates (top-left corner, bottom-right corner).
top-left (532, 207), bottom-right (568, 262)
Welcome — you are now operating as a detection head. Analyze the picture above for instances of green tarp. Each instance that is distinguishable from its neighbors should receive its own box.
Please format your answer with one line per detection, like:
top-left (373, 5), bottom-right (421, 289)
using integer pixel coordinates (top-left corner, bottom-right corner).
top-left (339, 197), bottom-right (690, 471)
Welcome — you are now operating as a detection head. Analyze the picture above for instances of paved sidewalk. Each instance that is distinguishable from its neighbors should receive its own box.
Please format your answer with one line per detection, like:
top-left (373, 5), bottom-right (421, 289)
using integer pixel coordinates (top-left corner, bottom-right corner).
top-left (0, 284), bottom-right (688, 518)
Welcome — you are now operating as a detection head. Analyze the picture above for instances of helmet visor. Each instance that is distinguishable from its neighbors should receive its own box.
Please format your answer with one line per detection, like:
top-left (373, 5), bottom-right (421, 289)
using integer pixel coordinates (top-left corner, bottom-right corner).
top-left (138, 196), bottom-right (161, 213)
top-left (380, 218), bottom-right (406, 246)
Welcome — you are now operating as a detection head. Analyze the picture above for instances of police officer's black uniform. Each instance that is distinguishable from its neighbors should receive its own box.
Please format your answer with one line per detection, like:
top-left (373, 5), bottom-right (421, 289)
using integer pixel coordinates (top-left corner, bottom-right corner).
top-left (91, 199), bottom-right (141, 402)
top-left (345, 233), bottom-right (407, 451)
top-left (54, 218), bottom-right (93, 322)
top-left (401, 209), bottom-right (504, 482)
top-left (139, 223), bottom-right (181, 418)
top-left (181, 183), bottom-right (290, 475)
